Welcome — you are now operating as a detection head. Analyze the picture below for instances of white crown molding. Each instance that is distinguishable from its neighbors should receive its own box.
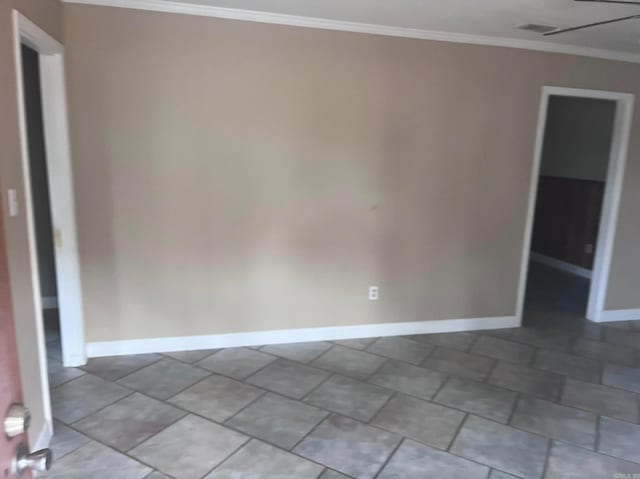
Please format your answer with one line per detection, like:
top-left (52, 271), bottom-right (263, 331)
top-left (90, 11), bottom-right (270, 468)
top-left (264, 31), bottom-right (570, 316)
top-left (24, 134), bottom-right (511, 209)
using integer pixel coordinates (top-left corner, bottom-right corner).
top-left (86, 315), bottom-right (519, 357)
top-left (63, 0), bottom-right (640, 64)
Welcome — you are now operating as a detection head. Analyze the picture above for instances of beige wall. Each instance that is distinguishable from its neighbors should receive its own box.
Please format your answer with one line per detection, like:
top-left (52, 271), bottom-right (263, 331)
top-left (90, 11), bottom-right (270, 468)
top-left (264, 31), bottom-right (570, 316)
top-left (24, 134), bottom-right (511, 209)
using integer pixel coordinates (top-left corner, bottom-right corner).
top-left (0, 0), bottom-right (62, 448)
top-left (63, 4), bottom-right (640, 343)
top-left (540, 96), bottom-right (616, 182)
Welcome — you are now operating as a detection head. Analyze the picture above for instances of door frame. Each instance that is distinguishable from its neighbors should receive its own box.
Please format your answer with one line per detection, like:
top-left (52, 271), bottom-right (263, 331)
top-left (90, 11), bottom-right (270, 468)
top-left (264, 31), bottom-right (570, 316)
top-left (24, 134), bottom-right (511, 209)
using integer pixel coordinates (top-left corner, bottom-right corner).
top-left (12, 11), bottom-right (86, 366)
top-left (516, 86), bottom-right (635, 323)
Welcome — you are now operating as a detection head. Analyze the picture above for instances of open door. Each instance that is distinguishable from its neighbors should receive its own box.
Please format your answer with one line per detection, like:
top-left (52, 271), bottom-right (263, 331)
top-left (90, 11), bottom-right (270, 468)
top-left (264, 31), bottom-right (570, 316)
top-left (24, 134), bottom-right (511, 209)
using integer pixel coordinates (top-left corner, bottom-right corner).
top-left (0, 194), bottom-right (51, 478)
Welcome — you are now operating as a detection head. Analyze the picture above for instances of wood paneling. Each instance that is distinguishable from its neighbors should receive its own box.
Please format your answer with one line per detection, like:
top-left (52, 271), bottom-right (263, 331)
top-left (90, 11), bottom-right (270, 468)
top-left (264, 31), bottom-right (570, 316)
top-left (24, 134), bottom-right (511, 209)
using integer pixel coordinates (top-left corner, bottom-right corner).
top-left (531, 176), bottom-right (604, 269)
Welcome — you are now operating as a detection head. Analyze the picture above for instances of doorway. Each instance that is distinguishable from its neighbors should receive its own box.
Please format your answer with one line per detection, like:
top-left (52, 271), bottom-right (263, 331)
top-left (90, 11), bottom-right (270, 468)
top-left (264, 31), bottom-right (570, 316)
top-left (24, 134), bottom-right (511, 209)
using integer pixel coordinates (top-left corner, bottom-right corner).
top-left (20, 43), bottom-right (62, 363)
top-left (12, 10), bottom-right (86, 374)
top-left (517, 87), bottom-right (634, 325)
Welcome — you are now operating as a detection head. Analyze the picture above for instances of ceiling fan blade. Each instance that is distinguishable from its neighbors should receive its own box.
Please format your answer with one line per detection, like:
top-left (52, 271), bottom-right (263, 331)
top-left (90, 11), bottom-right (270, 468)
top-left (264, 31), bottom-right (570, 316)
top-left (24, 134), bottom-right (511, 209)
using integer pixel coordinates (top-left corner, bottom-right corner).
top-left (544, 14), bottom-right (640, 35)
top-left (575, 0), bottom-right (640, 5)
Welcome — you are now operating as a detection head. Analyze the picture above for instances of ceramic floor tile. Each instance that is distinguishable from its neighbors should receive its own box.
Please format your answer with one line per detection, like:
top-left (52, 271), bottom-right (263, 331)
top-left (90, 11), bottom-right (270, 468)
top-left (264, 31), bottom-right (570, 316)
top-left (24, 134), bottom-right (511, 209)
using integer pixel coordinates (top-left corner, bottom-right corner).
top-left (226, 392), bottom-right (328, 449)
top-left (129, 415), bottom-right (249, 479)
top-left (450, 415), bottom-right (548, 479)
top-left (561, 378), bottom-right (639, 423)
top-left (305, 374), bottom-right (392, 422)
top-left (510, 396), bottom-right (597, 449)
top-left (144, 473), bottom-right (171, 479)
top-left (599, 416), bottom-right (640, 464)
top-left (508, 328), bottom-right (573, 351)
top-left (42, 441), bottom-right (150, 479)
top-left (372, 394), bottom-right (465, 450)
top-left (365, 337), bottom-right (433, 365)
top-left (377, 439), bottom-right (489, 479)
top-left (48, 359), bottom-right (85, 388)
top-left (73, 393), bottom-right (186, 451)
top-left (411, 331), bottom-right (477, 351)
top-left (205, 439), bottom-right (324, 478)
top-left (49, 421), bottom-right (91, 460)
top-left (573, 338), bottom-right (635, 367)
top-left (488, 361), bottom-right (564, 400)
top-left (260, 341), bottom-right (333, 363)
top-left (81, 354), bottom-right (162, 381)
top-left (163, 349), bottom-right (219, 363)
top-left (604, 327), bottom-right (640, 350)
top-left (294, 415), bottom-right (400, 479)
top-left (434, 376), bottom-right (517, 423)
top-left (602, 363), bottom-right (640, 394)
top-left (367, 359), bottom-right (446, 400)
top-left (168, 374), bottom-right (263, 422)
top-left (246, 359), bottom-right (330, 399)
top-left (470, 335), bottom-right (535, 365)
top-left (117, 358), bottom-right (210, 400)
top-left (311, 345), bottom-right (387, 380)
top-left (51, 374), bottom-right (131, 423)
top-left (318, 470), bottom-right (351, 479)
top-left (533, 349), bottom-right (601, 383)
top-left (488, 470), bottom-right (518, 479)
top-left (195, 347), bottom-right (276, 379)
top-left (332, 338), bottom-right (376, 350)
top-left (546, 441), bottom-right (640, 479)
top-left (423, 347), bottom-right (495, 382)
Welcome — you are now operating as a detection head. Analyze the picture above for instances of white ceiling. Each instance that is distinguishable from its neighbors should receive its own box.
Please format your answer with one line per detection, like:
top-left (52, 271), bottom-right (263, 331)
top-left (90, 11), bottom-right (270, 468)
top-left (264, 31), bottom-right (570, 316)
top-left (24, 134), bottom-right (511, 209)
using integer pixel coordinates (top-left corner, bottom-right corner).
top-left (165, 0), bottom-right (640, 55)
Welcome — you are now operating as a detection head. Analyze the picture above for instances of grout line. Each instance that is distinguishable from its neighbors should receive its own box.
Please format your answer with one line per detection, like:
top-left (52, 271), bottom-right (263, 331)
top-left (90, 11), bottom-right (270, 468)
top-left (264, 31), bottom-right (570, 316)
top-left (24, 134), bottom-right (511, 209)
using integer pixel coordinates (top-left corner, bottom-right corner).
top-left (371, 436), bottom-right (405, 479)
top-left (61, 420), bottom-right (176, 477)
top-left (299, 372), bottom-right (336, 402)
top-left (367, 391), bottom-right (397, 426)
top-left (363, 358), bottom-right (390, 382)
top-left (482, 358), bottom-right (499, 384)
top-left (86, 355), bottom-right (167, 382)
top-left (465, 333), bottom-right (481, 353)
top-left (196, 436), bottom-right (252, 479)
top-left (539, 438), bottom-right (553, 479)
top-left (446, 412), bottom-right (469, 452)
top-left (528, 347), bottom-right (538, 368)
top-left (429, 374), bottom-right (451, 401)
top-left (506, 393), bottom-right (521, 425)
top-left (221, 389), bottom-right (269, 425)
top-left (286, 409), bottom-right (331, 452)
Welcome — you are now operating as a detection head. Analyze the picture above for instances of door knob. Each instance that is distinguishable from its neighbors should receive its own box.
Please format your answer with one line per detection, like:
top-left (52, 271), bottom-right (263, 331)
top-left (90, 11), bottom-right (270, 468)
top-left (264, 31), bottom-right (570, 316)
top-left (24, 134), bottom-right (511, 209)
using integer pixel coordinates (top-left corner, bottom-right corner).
top-left (12, 444), bottom-right (52, 476)
top-left (4, 404), bottom-right (31, 438)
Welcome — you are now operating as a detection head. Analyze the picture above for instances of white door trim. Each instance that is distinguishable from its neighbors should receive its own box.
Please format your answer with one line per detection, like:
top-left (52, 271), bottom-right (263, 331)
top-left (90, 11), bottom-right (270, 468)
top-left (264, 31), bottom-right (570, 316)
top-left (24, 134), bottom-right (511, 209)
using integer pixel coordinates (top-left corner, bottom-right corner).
top-left (516, 86), bottom-right (635, 324)
top-left (12, 11), bottom-right (87, 370)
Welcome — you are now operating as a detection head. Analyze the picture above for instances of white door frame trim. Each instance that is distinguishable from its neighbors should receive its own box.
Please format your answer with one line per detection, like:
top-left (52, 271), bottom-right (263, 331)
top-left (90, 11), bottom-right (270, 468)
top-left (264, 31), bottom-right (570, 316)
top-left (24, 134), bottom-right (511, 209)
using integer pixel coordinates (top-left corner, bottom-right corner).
top-left (516, 86), bottom-right (635, 324)
top-left (12, 11), bottom-right (87, 369)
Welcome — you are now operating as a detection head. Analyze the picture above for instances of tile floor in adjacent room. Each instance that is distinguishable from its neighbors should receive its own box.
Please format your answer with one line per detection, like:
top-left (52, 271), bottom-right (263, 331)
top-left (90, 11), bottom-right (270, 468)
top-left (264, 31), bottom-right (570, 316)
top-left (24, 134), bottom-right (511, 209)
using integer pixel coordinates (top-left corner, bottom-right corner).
top-left (42, 264), bottom-right (640, 479)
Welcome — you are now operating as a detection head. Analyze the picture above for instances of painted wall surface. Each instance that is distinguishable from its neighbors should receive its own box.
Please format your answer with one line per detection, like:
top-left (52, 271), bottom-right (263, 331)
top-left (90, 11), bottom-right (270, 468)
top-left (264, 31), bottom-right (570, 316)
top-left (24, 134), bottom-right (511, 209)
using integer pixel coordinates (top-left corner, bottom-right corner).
top-left (0, 0), bottom-right (63, 449)
top-left (540, 96), bottom-right (616, 182)
top-left (62, 4), bottom-right (640, 344)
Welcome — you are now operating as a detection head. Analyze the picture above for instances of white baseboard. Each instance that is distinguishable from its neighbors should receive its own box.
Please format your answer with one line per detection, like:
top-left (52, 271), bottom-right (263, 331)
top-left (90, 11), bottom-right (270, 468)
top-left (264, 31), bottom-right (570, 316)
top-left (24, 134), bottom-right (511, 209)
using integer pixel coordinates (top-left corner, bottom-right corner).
top-left (530, 252), bottom-right (592, 279)
top-left (596, 309), bottom-right (640, 323)
top-left (86, 315), bottom-right (519, 358)
top-left (41, 297), bottom-right (58, 309)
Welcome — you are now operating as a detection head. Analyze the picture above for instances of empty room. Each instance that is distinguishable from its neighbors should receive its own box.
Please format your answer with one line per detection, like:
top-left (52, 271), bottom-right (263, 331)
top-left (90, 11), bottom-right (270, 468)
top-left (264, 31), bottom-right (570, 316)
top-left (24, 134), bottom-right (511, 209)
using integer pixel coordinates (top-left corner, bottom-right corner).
top-left (1, 0), bottom-right (639, 478)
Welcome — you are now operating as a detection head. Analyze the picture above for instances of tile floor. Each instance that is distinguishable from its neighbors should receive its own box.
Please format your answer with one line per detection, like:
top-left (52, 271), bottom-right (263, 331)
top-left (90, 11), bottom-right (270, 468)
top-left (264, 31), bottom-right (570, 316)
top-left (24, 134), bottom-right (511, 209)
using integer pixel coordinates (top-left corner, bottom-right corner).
top-left (41, 264), bottom-right (640, 478)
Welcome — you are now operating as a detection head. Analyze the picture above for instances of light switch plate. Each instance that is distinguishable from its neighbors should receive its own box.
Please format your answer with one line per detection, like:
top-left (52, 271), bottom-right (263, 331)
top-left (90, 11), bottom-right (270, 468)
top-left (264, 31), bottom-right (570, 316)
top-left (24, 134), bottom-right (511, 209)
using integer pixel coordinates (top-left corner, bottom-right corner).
top-left (8, 189), bottom-right (19, 217)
